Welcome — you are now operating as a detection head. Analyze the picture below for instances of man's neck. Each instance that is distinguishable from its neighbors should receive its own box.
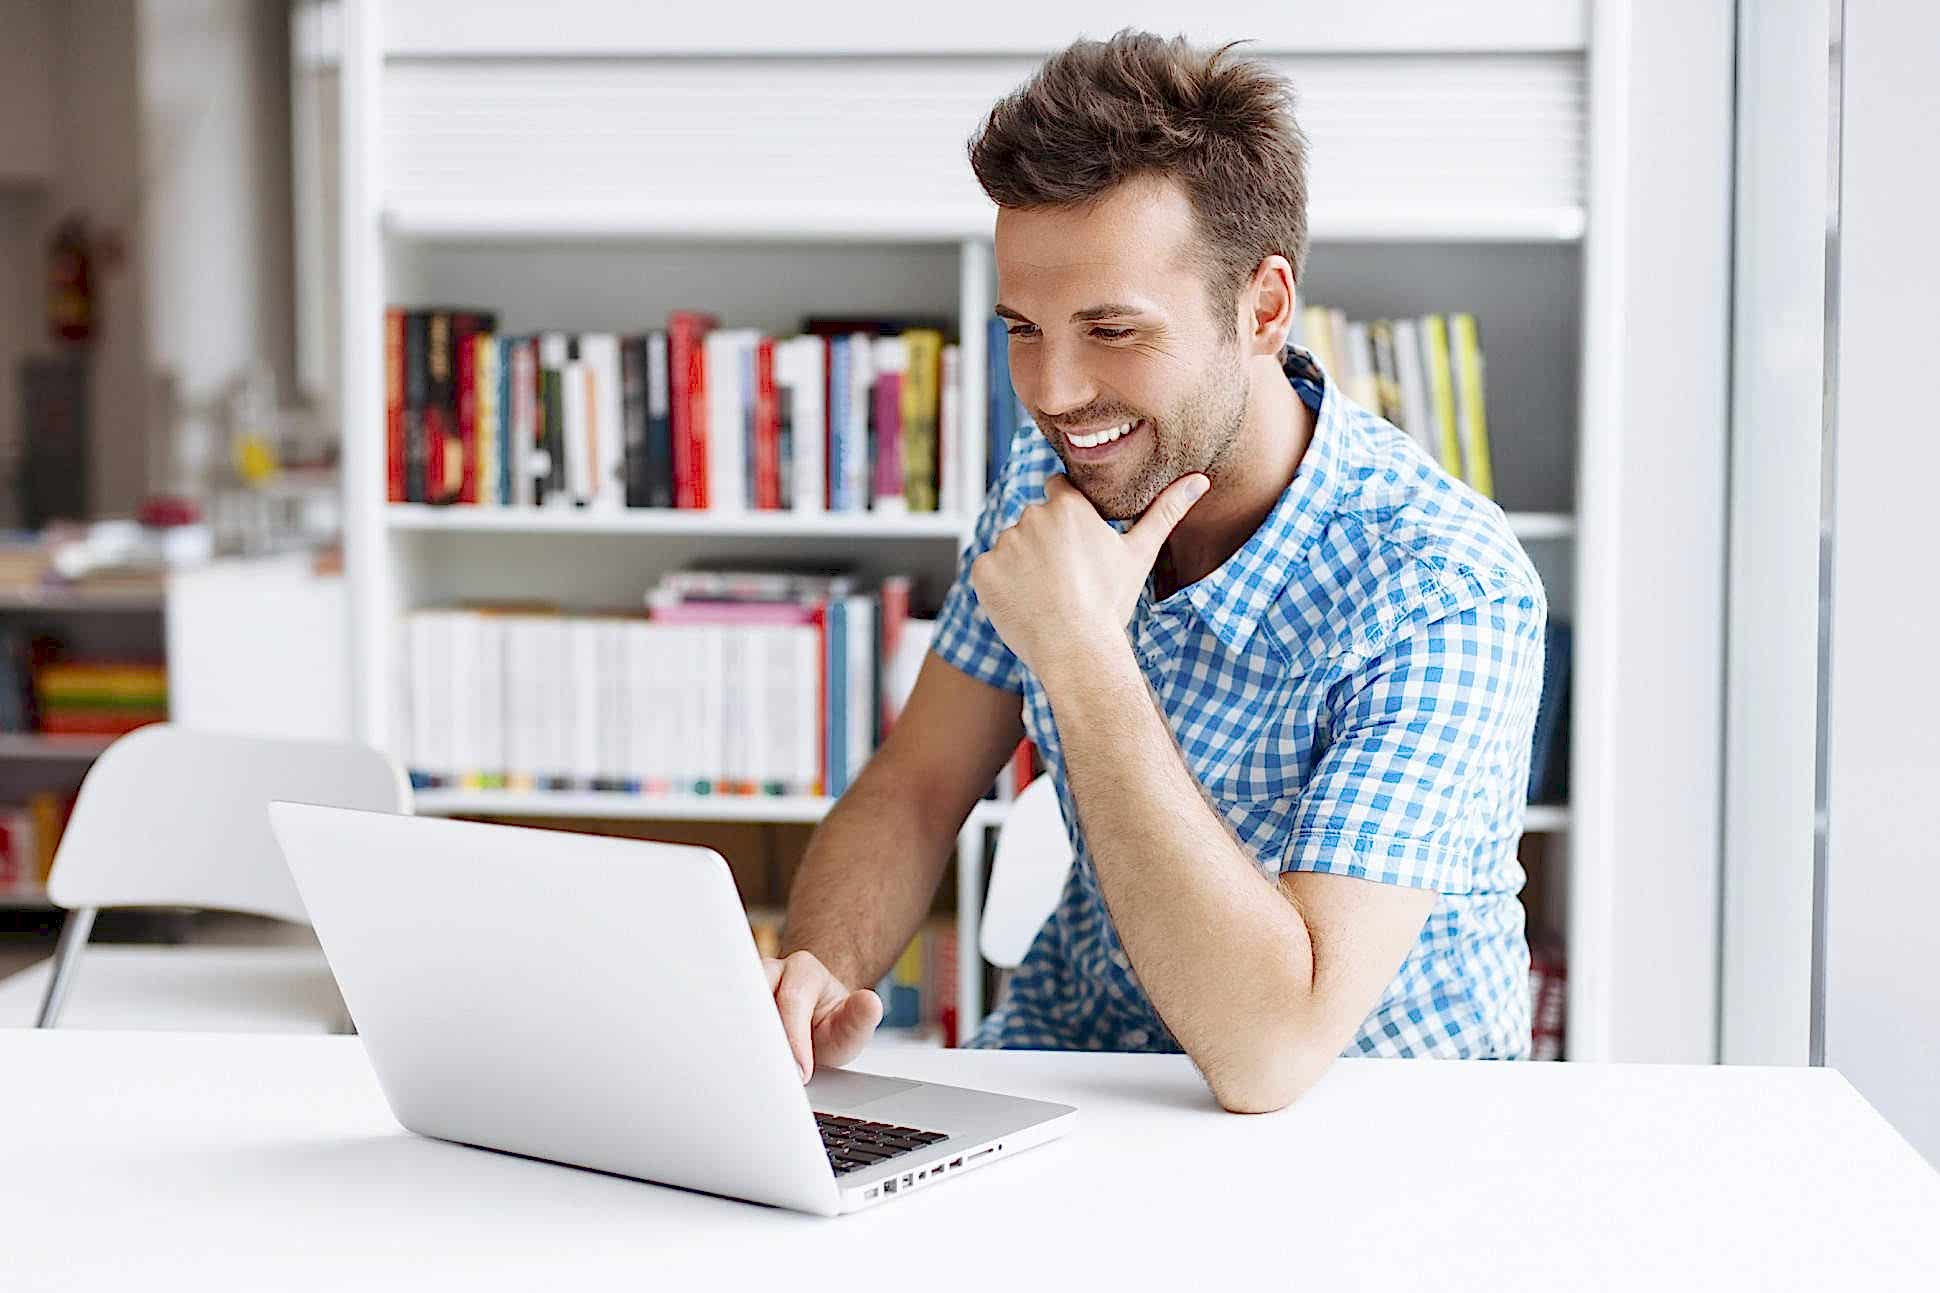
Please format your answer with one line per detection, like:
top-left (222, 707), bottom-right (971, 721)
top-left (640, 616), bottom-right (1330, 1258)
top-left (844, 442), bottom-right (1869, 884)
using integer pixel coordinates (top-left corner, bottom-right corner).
top-left (1156, 354), bottom-right (1316, 597)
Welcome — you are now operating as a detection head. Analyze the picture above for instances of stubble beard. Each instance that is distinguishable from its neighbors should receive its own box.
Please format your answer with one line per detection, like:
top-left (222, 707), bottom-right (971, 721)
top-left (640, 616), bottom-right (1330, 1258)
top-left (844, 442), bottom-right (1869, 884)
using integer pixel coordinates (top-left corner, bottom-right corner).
top-left (1054, 348), bottom-right (1252, 521)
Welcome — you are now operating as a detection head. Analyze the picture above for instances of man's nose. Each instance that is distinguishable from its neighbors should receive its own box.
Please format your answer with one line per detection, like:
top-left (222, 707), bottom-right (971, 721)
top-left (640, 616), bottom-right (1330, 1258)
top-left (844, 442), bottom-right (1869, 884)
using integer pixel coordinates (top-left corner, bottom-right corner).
top-left (1030, 344), bottom-right (1098, 428)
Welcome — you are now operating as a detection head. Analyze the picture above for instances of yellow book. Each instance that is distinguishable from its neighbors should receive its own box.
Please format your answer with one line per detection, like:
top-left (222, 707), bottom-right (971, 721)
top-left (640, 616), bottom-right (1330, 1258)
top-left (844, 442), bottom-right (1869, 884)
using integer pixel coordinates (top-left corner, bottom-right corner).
top-left (1449, 313), bottom-right (1495, 498)
top-left (1300, 305), bottom-right (1337, 375)
top-left (900, 329), bottom-right (942, 512)
top-left (474, 333), bottom-right (498, 509)
top-left (1420, 315), bottom-right (1464, 479)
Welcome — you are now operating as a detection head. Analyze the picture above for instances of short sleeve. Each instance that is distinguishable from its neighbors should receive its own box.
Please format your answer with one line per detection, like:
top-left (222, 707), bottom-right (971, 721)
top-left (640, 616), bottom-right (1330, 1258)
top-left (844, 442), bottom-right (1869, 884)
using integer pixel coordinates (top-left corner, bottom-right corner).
top-left (930, 440), bottom-right (1032, 694)
top-left (1281, 580), bottom-right (1548, 893)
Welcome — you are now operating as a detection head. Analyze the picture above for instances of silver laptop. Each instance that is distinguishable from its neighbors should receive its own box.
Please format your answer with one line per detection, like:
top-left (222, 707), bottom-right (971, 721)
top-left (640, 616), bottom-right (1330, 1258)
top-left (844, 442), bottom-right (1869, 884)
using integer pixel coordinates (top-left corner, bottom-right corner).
top-left (265, 800), bottom-right (1075, 1216)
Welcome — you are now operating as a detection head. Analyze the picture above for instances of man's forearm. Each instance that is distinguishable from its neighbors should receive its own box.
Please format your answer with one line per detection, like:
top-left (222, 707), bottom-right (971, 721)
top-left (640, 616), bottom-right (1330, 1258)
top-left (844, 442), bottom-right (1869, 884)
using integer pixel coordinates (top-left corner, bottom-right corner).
top-left (779, 768), bottom-right (957, 990)
top-left (1040, 639), bottom-right (1323, 1110)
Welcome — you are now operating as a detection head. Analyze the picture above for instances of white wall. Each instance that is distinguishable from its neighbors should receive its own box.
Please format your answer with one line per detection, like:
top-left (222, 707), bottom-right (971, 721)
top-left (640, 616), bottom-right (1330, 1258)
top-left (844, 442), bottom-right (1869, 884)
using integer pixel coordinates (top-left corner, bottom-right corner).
top-left (137, 0), bottom-right (296, 454)
top-left (1820, 0), bottom-right (1940, 1164)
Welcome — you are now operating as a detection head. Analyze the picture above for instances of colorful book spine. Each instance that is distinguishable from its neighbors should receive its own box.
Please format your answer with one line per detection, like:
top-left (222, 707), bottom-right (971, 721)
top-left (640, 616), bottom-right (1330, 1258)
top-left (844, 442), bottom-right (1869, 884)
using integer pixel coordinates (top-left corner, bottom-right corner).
top-left (1449, 312), bottom-right (1495, 498)
top-left (384, 309), bottom-right (406, 503)
top-left (1420, 314), bottom-right (1463, 479)
top-left (900, 329), bottom-right (942, 512)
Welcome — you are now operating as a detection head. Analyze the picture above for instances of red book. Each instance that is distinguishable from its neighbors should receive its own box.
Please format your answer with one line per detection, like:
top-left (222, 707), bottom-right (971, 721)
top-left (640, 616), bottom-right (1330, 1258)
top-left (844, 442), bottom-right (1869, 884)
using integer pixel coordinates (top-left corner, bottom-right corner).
top-left (38, 713), bottom-right (165, 737)
top-left (451, 311), bottom-right (494, 505)
top-left (877, 574), bottom-right (911, 737)
top-left (753, 336), bottom-right (781, 509)
top-left (423, 310), bottom-right (457, 504)
top-left (667, 311), bottom-right (719, 509)
top-left (384, 309), bottom-right (405, 503)
top-left (871, 369), bottom-right (904, 510)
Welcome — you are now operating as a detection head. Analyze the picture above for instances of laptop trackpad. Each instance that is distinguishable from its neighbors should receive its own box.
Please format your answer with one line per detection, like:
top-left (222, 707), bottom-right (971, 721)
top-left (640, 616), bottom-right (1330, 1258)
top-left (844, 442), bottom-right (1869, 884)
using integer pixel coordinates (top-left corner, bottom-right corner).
top-left (805, 1066), bottom-right (923, 1111)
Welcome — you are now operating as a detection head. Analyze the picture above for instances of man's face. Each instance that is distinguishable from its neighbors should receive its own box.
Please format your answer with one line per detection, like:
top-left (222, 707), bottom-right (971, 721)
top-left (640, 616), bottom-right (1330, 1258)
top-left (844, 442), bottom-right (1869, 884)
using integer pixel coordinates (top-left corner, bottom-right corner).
top-left (994, 174), bottom-right (1252, 520)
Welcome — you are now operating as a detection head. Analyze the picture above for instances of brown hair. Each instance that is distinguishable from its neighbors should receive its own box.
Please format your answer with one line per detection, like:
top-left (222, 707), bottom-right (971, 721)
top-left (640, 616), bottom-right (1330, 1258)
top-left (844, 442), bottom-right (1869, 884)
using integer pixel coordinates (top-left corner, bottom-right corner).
top-left (967, 28), bottom-right (1310, 336)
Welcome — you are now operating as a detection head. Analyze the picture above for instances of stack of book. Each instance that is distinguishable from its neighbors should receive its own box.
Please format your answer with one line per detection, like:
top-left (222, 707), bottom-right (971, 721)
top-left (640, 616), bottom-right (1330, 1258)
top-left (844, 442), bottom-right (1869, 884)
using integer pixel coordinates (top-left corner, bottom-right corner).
top-left (385, 308), bottom-right (977, 518)
top-left (29, 659), bottom-right (167, 737)
top-left (1292, 306), bottom-right (1495, 499)
top-left (398, 571), bottom-right (917, 800)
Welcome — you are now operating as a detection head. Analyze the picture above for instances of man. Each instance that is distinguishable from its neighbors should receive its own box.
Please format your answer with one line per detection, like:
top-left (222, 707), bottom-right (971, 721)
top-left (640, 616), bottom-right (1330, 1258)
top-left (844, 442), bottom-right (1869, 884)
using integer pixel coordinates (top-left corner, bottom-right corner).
top-left (771, 30), bottom-right (1547, 1113)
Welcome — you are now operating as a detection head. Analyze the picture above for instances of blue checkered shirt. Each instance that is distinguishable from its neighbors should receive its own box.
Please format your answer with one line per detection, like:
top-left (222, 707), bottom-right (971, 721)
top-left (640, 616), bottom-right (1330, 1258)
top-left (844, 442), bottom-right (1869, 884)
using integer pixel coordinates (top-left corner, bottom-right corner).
top-left (934, 346), bottom-right (1547, 1058)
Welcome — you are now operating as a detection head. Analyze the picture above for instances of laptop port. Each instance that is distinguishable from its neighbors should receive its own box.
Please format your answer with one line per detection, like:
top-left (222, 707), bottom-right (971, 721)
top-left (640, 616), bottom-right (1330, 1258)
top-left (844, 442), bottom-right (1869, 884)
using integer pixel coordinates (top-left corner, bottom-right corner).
top-left (901, 1172), bottom-right (914, 1188)
top-left (882, 1179), bottom-right (897, 1195)
top-left (949, 1157), bottom-right (964, 1169)
top-left (865, 1187), bottom-right (878, 1199)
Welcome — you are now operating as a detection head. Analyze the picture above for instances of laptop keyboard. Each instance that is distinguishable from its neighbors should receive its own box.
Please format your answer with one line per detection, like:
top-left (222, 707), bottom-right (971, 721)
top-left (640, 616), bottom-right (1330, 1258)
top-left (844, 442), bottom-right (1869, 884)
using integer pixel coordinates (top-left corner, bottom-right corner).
top-left (813, 1111), bottom-right (949, 1176)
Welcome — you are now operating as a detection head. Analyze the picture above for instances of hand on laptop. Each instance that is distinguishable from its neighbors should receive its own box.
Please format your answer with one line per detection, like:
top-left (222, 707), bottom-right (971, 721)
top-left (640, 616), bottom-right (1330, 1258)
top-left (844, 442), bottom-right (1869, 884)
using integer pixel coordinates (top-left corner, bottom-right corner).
top-left (764, 951), bottom-right (883, 1083)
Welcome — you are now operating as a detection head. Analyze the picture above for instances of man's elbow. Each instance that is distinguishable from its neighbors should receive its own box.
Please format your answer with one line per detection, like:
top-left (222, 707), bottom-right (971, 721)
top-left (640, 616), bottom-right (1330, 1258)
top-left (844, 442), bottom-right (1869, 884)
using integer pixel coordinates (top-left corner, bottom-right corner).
top-left (1206, 1039), bottom-right (1337, 1115)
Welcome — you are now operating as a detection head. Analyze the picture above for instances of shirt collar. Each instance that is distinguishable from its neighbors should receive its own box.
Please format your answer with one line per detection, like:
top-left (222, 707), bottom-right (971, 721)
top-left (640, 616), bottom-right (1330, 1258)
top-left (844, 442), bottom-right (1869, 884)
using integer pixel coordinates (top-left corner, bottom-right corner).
top-left (1159, 344), bottom-right (1346, 654)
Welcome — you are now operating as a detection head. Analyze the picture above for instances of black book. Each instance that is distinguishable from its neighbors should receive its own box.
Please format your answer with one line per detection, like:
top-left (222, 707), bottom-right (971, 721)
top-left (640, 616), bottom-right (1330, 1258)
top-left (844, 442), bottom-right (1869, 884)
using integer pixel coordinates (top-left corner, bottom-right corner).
top-left (402, 311), bottom-right (429, 503)
top-left (643, 330), bottom-right (675, 507)
top-left (620, 336), bottom-right (649, 508)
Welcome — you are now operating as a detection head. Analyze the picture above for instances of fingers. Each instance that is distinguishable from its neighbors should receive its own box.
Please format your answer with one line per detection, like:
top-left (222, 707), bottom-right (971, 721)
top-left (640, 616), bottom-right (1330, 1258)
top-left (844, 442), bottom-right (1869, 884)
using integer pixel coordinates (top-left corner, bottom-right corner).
top-left (812, 987), bottom-right (883, 1069)
top-left (1126, 472), bottom-right (1210, 561)
top-left (772, 952), bottom-right (828, 1083)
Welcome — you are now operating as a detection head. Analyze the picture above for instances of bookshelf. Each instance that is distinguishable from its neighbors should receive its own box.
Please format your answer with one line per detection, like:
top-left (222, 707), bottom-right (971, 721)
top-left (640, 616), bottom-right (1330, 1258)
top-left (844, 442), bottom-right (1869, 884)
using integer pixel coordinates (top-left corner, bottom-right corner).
top-left (317, 0), bottom-right (1734, 1062)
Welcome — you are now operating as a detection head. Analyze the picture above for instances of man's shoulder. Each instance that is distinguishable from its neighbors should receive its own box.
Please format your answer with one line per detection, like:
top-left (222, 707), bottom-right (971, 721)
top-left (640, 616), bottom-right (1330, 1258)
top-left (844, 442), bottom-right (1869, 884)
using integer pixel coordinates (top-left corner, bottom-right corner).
top-left (1272, 405), bottom-right (1547, 663)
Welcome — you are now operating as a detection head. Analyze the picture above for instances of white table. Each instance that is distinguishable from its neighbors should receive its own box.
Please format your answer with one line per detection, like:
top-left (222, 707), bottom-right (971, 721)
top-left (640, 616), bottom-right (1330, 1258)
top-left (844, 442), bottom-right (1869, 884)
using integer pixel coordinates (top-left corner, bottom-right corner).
top-left (2, 1033), bottom-right (1934, 1291)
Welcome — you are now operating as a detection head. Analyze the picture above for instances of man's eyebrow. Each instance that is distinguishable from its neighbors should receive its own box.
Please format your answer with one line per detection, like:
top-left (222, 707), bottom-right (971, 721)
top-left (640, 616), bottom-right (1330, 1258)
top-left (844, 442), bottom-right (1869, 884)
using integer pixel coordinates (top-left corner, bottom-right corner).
top-left (993, 302), bottom-right (1150, 323)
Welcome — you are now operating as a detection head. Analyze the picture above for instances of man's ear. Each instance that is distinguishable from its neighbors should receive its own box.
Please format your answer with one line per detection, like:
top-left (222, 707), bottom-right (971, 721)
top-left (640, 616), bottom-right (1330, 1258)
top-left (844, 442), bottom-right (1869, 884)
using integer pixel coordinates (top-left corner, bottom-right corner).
top-left (1243, 254), bottom-right (1297, 357)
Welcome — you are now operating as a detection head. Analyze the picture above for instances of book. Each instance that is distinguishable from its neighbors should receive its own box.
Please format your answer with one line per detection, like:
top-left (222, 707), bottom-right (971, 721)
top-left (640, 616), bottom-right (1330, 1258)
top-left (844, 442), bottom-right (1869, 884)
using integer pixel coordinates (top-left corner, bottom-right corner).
top-left (1449, 312), bottom-right (1495, 498)
top-left (778, 334), bottom-right (826, 514)
top-left (579, 332), bottom-right (625, 510)
top-left (1420, 315), bottom-right (1464, 478)
top-left (474, 332), bottom-right (501, 508)
top-left (1390, 318), bottom-right (1437, 463)
top-left (939, 343), bottom-right (961, 516)
top-left (403, 311), bottom-right (430, 503)
top-left (705, 329), bottom-right (757, 515)
top-left (384, 309), bottom-right (406, 502)
top-left (620, 336), bottom-right (649, 508)
top-left (870, 337), bottom-right (907, 513)
top-left (451, 310), bottom-right (496, 505)
top-left (753, 336), bottom-right (782, 510)
top-left (900, 329), bottom-right (943, 512)
top-left (667, 311), bottom-right (719, 509)
top-left (985, 316), bottom-right (1015, 493)
top-left (643, 330), bottom-right (675, 508)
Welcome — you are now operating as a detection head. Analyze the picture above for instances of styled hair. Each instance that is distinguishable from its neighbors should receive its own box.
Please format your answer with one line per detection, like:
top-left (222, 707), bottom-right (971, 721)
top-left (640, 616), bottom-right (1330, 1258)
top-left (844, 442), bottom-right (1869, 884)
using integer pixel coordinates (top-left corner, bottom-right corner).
top-left (967, 28), bottom-right (1310, 335)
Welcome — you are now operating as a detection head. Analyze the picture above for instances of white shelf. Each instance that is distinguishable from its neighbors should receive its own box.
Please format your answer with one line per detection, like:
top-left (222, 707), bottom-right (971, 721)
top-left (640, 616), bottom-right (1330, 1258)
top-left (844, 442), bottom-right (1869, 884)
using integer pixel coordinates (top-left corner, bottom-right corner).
top-left (386, 199), bottom-right (1587, 247)
top-left (1524, 804), bottom-right (1571, 833)
top-left (0, 734), bottom-right (116, 761)
top-left (1505, 513), bottom-right (1577, 541)
top-left (385, 505), bottom-right (968, 541)
top-left (0, 587), bottom-right (165, 612)
top-left (415, 790), bottom-right (1014, 827)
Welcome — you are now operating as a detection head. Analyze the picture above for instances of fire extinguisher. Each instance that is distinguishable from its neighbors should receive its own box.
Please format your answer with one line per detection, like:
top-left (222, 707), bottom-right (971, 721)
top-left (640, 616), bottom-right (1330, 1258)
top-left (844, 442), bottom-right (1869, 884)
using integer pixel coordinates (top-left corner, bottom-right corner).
top-left (47, 215), bottom-right (93, 346)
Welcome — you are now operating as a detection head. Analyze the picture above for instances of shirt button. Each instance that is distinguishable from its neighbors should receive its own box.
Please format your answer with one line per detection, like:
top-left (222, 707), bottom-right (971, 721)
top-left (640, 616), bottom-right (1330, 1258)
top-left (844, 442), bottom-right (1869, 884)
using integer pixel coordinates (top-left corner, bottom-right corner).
top-left (1123, 1029), bottom-right (1149, 1047)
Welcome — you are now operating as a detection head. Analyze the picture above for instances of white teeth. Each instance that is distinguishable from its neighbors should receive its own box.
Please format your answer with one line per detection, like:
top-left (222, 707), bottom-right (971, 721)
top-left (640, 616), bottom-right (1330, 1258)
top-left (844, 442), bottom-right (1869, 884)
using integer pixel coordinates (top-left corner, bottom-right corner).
top-left (1068, 421), bottom-right (1136, 449)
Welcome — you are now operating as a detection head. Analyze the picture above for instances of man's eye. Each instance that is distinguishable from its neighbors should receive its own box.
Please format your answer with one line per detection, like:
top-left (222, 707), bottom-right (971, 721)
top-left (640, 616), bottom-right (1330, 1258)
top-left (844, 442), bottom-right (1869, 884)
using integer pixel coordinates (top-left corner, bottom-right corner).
top-left (1005, 325), bottom-right (1038, 338)
top-left (1090, 327), bottom-right (1133, 340)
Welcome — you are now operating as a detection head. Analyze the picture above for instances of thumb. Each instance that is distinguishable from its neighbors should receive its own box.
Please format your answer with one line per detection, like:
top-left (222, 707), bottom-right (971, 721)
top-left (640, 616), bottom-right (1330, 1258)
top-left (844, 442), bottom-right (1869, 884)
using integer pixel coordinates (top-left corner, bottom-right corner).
top-left (1126, 473), bottom-right (1210, 561)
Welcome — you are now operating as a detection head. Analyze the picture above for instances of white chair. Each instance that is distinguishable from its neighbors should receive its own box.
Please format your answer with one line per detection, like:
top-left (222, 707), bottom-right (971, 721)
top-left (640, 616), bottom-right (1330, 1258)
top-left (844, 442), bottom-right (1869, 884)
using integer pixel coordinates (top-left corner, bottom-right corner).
top-left (979, 774), bottom-right (1075, 971)
top-left (24, 724), bottom-right (411, 1030)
